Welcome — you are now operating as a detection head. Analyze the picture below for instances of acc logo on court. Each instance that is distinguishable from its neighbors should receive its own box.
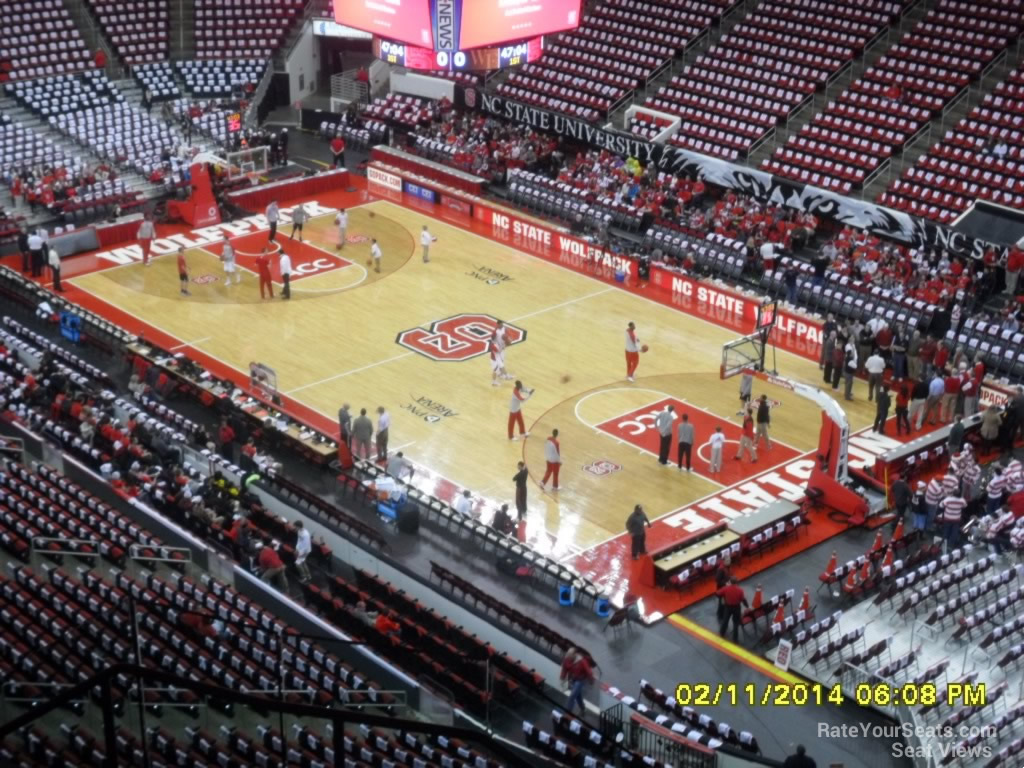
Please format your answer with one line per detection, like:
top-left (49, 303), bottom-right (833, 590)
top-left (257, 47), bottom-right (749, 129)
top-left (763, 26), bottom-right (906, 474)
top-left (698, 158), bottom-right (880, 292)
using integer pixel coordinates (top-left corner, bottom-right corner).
top-left (191, 274), bottom-right (219, 284)
top-left (583, 459), bottom-right (621, 476)
top-left (396, 314), bottom-right (525, 362)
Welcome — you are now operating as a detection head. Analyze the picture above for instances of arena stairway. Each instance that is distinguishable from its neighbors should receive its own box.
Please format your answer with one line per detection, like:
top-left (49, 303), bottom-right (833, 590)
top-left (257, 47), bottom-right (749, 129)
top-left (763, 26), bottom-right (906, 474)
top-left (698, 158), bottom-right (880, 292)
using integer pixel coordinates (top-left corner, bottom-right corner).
top-left (170, 0), bottom-right (197, 59)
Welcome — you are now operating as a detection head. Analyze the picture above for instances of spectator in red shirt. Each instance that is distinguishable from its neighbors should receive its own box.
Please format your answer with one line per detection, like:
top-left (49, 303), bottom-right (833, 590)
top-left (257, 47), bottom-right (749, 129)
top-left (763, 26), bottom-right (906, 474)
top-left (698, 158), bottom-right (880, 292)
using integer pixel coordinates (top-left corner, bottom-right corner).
top-left (734, 410), bottom-right (758, 462)
top-left (94, 49), bottom-right (107, 69)
top-left (330, 135), bottom-right (346, 168)
top-left (181, 608), bottom-right (219, 638)
top-left (1006, 247), bottom-right (1024, 296)
top-left (941, 371), bottom-right (961, 422)
top-left (875, 324), bottom-right (893, 360)
top-left (560, 648), bottom-right (594, 716)
top-left (374, 611), bottom-right (401, 638)
top-left (224, 516), bottom-right (244, 543)
top-left (894, 378), bottom-right (911, 434)
top-left (919, 336), bottom-right (937, 376)
top-left (933, 340), bottom-right (950, 372)
top-left (1008, 489), bottom-right (1024, 519)
top-left (715, 579), bottom-right (749, 642)
top-left (257, 541), bottom-right (288, 591)
top-left (691, 179), bottom-right (705, 204)
top-left (217, 418), bottom-right (235, 461)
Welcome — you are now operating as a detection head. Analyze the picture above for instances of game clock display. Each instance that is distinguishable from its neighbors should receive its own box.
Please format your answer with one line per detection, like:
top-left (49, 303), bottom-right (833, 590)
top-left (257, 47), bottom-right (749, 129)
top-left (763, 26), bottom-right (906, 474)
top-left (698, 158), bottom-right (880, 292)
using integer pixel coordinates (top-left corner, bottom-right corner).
top-left (756, 300), bottom-right (778, 331)
top-left (372, 36), bottom-right (543, 71)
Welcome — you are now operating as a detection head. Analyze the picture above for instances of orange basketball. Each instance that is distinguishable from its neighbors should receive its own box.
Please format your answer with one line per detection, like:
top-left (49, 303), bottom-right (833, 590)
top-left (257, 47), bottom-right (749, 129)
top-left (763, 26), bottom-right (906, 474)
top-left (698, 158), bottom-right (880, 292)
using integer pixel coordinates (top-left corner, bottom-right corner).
top-left (366, 259), bottom-right (372, 267)
top-left (641, 344), bottom-right (650, 353)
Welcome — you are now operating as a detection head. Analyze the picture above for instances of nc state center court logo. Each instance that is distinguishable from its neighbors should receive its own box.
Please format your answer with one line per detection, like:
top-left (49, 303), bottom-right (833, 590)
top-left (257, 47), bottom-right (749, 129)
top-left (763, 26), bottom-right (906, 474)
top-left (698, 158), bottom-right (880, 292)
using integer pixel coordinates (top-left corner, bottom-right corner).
top-left (395, 314), bottom-right (526, 362)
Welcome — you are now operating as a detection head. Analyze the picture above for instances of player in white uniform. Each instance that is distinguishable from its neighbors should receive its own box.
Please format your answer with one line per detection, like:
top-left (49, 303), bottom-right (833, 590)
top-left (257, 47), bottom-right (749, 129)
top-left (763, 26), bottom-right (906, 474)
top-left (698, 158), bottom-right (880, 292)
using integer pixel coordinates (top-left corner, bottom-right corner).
top-left (490, 321), bottom-right (512, 384)
top-left (335, 209), bottom-right (348, 250)
top-left (221, 236), bottom-right (240, 284)
top-left (490, 339), bottom-right (506, 386)
top-left (625, 321), bottom-right (641, 382)
top-left (370, 238), bottom-right (381, 273)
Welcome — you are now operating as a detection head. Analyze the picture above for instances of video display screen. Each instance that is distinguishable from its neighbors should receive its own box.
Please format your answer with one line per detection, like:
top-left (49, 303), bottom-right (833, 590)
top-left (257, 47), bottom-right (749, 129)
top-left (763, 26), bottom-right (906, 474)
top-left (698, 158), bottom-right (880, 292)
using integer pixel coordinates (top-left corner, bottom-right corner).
top-left (459, 0), bottom-right (581, 50)
top-left (336, 0), bottom-right (434, 47)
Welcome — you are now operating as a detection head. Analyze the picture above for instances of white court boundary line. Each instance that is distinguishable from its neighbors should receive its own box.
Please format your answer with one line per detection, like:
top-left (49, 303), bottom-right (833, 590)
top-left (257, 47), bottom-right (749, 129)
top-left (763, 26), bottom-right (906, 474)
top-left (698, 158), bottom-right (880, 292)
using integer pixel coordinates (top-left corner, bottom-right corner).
top-left (285, 351), bottom-right (415, 394)
top-left (170, 336), bottom-right (212, 350)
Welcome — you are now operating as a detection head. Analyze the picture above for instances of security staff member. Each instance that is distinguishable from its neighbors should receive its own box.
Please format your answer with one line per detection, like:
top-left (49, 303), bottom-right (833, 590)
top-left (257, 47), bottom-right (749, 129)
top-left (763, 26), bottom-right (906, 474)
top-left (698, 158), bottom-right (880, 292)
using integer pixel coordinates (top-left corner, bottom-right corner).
top-left (279, 249), bottom-right (292, 299)
top-left (715, 578), bottom-right (749, 642)
top-left (27, 229), bottom-right (44, 277)
top-left (48, 245), bottom-right (64, 292)
top-left (626, 504), bottom-right (651, 559)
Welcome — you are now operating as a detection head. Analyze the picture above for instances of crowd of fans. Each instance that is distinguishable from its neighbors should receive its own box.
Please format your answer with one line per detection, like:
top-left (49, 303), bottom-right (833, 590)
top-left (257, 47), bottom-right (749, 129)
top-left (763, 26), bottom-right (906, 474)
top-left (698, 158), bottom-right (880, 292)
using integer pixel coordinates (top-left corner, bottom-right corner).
top-left (814, 227), bottom-right (1020, 309)
top-left (408, 102), bottom-right (559, 182)
top-left (899, 385), bottom-right (1024, 553)
top-left (370, 103), bottom-right (1024, 332)
top-left (556, 148), bottom-right (818, 257)
top-left (0, 335), bottom-right (318, 594)
top-left (4, 162), bottom-right (120, 213)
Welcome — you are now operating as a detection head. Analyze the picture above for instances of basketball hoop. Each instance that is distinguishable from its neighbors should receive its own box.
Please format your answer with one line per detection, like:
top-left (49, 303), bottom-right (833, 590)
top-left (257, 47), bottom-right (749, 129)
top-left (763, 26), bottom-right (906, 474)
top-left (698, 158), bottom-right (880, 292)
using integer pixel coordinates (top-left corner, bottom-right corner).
top-left (720, 332), bottom-right (769, 379)
top-left (246, 170), bottom-right (260, 187)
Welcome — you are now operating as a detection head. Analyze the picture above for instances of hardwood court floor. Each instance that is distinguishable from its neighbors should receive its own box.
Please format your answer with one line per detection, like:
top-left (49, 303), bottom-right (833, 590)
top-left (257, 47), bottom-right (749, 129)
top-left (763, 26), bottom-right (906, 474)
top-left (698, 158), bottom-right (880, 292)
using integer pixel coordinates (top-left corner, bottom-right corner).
top-left (69, 199), bottom-right (881, 556)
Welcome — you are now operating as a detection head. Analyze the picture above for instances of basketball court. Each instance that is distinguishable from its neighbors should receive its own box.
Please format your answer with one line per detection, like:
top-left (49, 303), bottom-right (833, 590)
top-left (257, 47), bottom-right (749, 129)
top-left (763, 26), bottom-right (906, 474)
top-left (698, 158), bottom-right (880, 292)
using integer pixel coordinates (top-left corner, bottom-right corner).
top-left (56, 179), bottom-right (907, 620)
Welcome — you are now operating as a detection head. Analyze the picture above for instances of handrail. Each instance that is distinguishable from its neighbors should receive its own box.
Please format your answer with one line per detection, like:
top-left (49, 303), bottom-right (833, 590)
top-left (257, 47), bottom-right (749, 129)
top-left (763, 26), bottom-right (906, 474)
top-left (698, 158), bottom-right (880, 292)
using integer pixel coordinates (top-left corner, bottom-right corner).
top-left (66, 0), bottom-right (119, 79)
top-left (280, 0), bottom-right (321, 63)
top-left (0, 662), bottom-right (555, 768)
top-left (245, 63), bottom-right (275, 129)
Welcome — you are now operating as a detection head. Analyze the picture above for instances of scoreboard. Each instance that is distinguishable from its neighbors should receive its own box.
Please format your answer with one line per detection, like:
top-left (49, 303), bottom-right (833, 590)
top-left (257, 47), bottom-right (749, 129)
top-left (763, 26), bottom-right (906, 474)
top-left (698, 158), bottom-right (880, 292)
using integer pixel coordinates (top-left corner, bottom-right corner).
top-left (373, 36), bottom-right (544, 72)
top-left (338, 0), bottom-right (580, 68)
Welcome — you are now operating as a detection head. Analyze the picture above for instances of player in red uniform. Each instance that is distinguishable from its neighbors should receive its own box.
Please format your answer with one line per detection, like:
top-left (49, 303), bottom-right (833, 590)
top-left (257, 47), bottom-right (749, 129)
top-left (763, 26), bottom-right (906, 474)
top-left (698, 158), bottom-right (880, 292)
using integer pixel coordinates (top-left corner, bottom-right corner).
top-left (508, 380), bottom-right (532, 440)
top-left (176, 247), bottom-right (190, 296)
top-left (541, 428), bottom-right (561, 490)
top-left (255, 247), bottom-right (274, 299)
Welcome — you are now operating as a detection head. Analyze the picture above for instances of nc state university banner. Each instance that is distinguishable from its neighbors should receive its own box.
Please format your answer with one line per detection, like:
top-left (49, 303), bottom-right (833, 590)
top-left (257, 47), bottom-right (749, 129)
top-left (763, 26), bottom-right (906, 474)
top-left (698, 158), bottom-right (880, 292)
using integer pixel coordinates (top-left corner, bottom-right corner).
top-left (473, 93), bottom-right (1010, 263)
